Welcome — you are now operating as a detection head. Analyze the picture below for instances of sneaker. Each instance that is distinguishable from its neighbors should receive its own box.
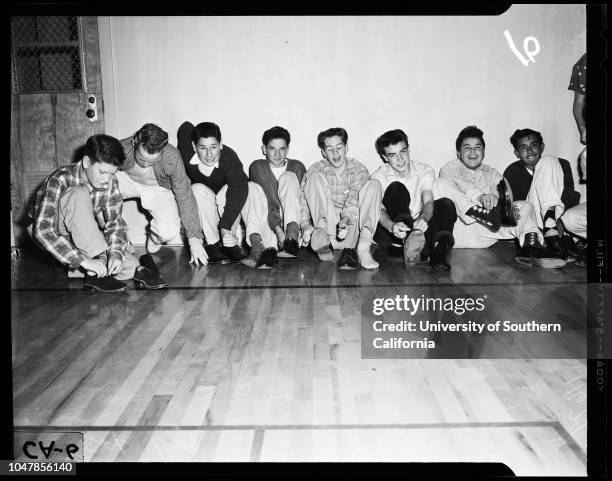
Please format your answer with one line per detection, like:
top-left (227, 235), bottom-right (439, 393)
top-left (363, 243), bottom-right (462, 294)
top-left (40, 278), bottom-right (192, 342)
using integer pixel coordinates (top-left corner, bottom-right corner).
top-left (497, 178), bottom-right (517, 227)
top-left (515, 232), bottom-right (567, 268)
top-left (133, 267), bottom-right (168, 289)
top-left (278, 238), bottom-right (300, 258)
top-left (222, 244), bottom-right (244, 263)
top-left (83, 274), bottom-right (128, 292)
top-left (403, 230), bottom-right (426, 265)
top-left (205, 241), bottom-right (230, 264)
top-left (338, 248), bottom-right (358, 270)
top-left (311, 228), bottom-right (334, 262)
top-left (258, 248), bottom-right (279, 269)
top-left (466, 205), bottom-right (502, 232)
top-left (146, 234), bottom-right (162, 254)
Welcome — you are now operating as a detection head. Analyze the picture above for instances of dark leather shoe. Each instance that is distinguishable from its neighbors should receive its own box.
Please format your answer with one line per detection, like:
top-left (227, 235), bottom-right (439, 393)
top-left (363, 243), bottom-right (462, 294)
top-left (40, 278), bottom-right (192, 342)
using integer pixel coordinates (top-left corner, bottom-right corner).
top-left (205, 241), bottom-right (230, 264)
top-left (139, 254), bottom-right (161, 277)
top-left (338, 248), bottom-right (358, 270)
top-left (258, 248), bottom-right (279, 268)
top-left (84, 275), bottom-right (128, 292)
top-left (278, 238), bottom-right (299, 258)
top-left (133, 267), bottom-right (168, 289)
top-left (515, 232), bottom-right (566, 268)
top-left (222, 245), bottom-right (244, 262)
top-left (497, 177), bottom-right (517, 227)
top-left (430, 239), bottom-right (452, 272)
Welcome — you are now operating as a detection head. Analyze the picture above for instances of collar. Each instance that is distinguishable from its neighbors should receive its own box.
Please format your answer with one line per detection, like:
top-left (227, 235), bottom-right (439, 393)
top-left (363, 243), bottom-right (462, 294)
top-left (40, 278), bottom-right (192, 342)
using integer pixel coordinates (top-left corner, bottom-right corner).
top-left (75, 161), bottom-right (94, 193)
top-left (384, 160), bottom-right (415, 179)
top-left (190, 152), bottom-right (219, 169)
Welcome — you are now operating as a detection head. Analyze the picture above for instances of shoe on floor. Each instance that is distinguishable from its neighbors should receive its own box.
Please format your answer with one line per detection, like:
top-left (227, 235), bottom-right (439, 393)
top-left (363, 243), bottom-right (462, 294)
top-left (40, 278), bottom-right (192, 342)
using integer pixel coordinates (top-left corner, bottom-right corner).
top-left (222, 244), bottom-right (245, 262)
top-left (430, 238), bottom-right (452, 272)
top-left (205, 241), bottom-right (230, 264)
top-left (278, 238), bottom-right (300, 258)
top-left (83, 274), bottom-right (128, 292)
top-left (257, 248), bottom-right (279, 268)
top-left (466, 205), bottom-right (502, 232)
top-left (403, 230), bottom-right (426, 265)
top-left (133, 266), bottom-right (168, 289)
top-left (338, 248), bottom-right (358, 270)
top-left (515, 232), bottom-right (566, 268)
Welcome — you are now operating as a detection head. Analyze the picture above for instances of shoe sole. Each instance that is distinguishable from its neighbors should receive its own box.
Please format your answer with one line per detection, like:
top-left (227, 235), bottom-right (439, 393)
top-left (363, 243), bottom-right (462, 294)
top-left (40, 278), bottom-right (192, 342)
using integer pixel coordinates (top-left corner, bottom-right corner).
top-left (403, 231), bottom-right (426, 265)
top-left (514, 256), bottom-right (567, 268)
top-left (277, 251), bottom-right (299, 258)
top-left (208, 259), bottom-right (230, 265)
top-left (338, 264), bottom-right (357, 270)
top-left (134, 279), bottom-right (168, 289)
top-left (84, 282), bottom-right (128, 293)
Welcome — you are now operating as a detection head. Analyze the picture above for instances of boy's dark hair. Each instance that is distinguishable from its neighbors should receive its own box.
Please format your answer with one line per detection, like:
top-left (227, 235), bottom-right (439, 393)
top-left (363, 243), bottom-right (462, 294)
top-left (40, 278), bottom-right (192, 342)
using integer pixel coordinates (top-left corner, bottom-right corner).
top-left (509, 128), bottom-right (543, 148)
top-left (455, 125), bottom-right (485, 151)
top-left (375, 129), bottom-right (409, 162)
top-left (191, 122), bottom-right (222, 144)
top-left (317, 127), bottom-right (348, 149)
top-left (133, 123), bottom-right (169, 154)
top-left (84, 134), bottom-right (126, 167)
top-left (262, 126), bottom-right (290, 146)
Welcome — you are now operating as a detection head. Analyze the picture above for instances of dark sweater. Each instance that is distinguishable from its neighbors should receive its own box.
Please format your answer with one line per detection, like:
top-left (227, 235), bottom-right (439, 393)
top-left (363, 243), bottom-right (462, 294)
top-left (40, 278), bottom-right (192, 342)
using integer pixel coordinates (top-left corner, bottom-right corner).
top-left (503, 157), bottom-right (580, 210)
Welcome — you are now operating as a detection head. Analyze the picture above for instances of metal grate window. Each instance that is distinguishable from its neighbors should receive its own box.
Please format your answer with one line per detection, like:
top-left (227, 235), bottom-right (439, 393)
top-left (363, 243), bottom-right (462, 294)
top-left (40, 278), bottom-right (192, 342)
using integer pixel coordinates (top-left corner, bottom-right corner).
top-left (11, 16), bottom-right (84, 93)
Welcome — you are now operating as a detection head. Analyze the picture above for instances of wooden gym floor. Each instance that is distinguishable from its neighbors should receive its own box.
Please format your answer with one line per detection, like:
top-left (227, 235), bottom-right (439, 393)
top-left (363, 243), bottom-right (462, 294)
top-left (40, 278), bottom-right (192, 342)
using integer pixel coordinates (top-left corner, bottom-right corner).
top-left (10, 241), bottom-right (588, 474)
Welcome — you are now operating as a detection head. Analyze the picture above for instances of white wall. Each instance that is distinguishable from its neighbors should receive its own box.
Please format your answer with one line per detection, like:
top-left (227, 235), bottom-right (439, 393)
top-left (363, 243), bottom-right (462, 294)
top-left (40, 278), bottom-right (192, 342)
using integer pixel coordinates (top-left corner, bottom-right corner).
top-left (98, 6), bottom-right (586, 243)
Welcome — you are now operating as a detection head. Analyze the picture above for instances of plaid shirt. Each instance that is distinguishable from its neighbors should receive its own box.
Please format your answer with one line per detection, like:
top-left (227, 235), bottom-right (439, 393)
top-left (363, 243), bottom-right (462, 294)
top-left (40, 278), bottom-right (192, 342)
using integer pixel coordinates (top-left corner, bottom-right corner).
top-left (300, 157), bottom-right (370, 229)
top-left (438, 158), bottom-right (503, 204)
top-left (30, 161), bottom-right (128, 268)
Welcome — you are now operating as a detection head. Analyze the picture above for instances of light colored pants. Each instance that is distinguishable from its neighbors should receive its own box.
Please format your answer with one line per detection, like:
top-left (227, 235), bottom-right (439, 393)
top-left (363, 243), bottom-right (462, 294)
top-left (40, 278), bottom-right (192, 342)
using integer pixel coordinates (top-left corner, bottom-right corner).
top-left (562, 202), bottom-right (587, 239)
top-left (526, 155), bottom-right (566, 228)
top-left (30, 185), bottom-right (138, 280)
top-left (277, 171), bottom-right (302, 229)
top-left (303, 173), bottom-right (380, 249)
top-left (434, 177), bottom-right (542, 248)
top-left (192, 181), bottom-right (277, 249)
top-left (115, 171), bottom-right (181, 244)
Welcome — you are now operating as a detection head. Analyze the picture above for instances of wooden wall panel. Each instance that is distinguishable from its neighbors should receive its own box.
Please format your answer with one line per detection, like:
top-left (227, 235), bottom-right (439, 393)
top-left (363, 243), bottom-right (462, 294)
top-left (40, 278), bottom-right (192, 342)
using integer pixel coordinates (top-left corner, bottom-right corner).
top-left (18, 94), bottom-right (57, 173)
top-left (55, 93), bottom-right (104, 164)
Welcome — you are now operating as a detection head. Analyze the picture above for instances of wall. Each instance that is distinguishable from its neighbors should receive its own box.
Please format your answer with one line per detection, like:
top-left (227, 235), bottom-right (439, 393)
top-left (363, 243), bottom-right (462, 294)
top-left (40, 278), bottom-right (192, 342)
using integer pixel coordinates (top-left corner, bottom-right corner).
top-left (98, 6), bottom-right (586, 243)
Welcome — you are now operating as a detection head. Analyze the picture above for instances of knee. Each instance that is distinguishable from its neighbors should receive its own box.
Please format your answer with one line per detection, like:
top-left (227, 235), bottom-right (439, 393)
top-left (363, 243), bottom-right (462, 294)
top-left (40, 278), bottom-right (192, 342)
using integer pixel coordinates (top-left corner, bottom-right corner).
top-left (436, 197), bottom-right (457, 218)
top-left (60, 186), bottom-right (90, 205)
top-left (383, 181), bottom-right (410, 204)
top-left (192, 183), bottom-right (216, 202)
top-left (278, 171), bottom-right (299, 188)
top-left (513, 200), bottom-right (533, 215)
top-left (360, 179), bottom-right (382, 198)
top-left (307, 171), bottom-right (327, 187)
top-left (247, 181), bottom-right (265, 197)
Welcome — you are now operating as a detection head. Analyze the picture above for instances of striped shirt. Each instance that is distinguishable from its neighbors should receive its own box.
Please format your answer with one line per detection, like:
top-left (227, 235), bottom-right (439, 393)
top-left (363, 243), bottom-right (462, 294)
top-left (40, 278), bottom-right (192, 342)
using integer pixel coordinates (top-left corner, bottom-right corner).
top-left (30, 161), bottom-right (128, 268)
top-left (438, 158), bottom-right (503, 204)
top-left (300, 157), bottom-right (370, 229)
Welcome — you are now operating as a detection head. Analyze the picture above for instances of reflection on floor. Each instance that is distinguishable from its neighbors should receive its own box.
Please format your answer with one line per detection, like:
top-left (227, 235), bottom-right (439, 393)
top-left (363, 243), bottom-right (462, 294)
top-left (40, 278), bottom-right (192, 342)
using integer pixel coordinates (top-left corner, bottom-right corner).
top-left (11, 242), bottom-right (587, 474)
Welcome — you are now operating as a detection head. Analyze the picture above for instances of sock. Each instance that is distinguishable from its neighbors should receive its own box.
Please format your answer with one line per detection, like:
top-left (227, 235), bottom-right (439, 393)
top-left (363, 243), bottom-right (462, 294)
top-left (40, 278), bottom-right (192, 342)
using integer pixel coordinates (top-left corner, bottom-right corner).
top-left (543, 209), bottom-right (558, 237)
top-left (241, 233), bottom-right (264, 268)
top-left (286, 222), bottom-right (300, 240)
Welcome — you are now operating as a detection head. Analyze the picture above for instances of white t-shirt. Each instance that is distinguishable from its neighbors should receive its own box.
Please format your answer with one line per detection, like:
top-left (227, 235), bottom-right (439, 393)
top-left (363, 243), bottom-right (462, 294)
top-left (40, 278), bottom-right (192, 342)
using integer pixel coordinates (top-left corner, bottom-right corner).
top-left (190, 153), bottom-right (218, 177)
top-left (270, 162), bottom-right (287, 180)
top-left (370, 161), bottom-right (435, 218)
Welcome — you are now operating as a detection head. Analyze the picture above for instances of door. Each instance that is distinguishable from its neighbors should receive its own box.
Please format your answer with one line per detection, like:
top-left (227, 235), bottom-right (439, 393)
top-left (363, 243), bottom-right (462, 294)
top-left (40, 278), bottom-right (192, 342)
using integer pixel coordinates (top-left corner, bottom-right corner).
top-left (10, 16), bottom-right (105, 244)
